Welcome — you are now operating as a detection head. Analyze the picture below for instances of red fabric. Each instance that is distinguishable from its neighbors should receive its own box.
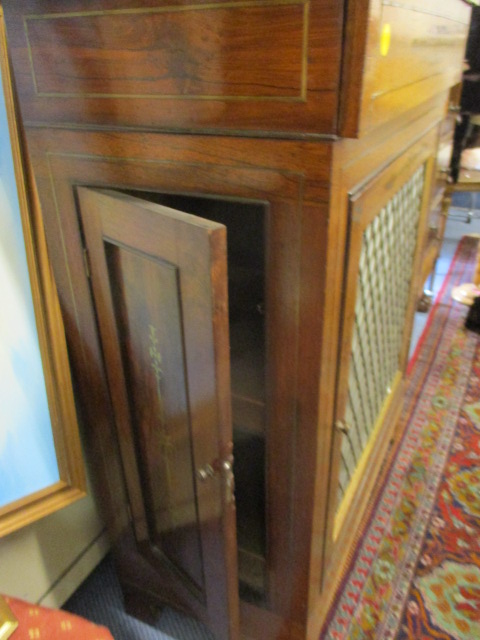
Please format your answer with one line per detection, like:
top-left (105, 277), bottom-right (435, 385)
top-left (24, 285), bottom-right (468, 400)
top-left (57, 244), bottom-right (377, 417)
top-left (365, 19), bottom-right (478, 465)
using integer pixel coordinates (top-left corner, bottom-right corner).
top-left (3, 595), bottom-right (114, 640)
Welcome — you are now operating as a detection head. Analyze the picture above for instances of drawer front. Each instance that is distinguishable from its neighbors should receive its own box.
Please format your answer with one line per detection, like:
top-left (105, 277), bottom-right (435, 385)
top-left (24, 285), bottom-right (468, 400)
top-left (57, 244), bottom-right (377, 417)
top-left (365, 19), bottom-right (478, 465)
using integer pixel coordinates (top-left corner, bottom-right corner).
top-left (3, 0), bottom-right (344, 135)
top-left (359, 0), bottom-right (471, 134)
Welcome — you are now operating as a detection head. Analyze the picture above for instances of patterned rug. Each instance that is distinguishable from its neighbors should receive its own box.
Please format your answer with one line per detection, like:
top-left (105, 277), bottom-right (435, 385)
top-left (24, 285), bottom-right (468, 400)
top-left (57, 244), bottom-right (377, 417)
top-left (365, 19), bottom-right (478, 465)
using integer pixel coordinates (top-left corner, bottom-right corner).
top-left (322, 235), bottom-right (480, 640)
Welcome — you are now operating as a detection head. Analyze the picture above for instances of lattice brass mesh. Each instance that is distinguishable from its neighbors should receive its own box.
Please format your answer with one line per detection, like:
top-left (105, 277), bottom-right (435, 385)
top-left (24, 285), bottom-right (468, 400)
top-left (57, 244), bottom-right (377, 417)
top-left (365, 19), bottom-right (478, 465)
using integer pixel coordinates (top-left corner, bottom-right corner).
top-left (337, 165), bottom-right (425, 507)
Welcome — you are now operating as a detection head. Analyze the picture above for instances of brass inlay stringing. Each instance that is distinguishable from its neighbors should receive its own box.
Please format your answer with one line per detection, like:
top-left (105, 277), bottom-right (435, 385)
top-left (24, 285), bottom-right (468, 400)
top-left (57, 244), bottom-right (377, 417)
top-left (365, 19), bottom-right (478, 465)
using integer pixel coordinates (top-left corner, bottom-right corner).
top-left (23, 0), bottom-right (309, 102)
top-left (25, 0), bottom-right (306, 20)
top-left (148, 324), bottom-right (176, 529)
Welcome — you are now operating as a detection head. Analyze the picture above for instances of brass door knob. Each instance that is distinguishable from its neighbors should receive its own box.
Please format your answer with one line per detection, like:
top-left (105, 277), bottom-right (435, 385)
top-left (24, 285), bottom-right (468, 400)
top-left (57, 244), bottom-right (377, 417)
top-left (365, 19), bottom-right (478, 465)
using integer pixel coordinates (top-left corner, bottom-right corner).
top-left (335, 419), bottom-right (351, 435)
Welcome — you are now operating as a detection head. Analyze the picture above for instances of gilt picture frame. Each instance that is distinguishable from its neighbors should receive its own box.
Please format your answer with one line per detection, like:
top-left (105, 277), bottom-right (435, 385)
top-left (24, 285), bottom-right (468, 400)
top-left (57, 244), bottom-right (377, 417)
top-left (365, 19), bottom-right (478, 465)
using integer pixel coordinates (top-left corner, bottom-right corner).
top-left (0, 7), bottom-right (86, 537)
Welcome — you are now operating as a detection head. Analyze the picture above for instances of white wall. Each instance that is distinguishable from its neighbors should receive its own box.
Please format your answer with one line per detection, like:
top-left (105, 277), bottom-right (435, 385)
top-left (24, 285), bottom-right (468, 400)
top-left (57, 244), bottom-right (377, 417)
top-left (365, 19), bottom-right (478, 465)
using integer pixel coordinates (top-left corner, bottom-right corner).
top-left (0, 473), bottom-right (109, 607)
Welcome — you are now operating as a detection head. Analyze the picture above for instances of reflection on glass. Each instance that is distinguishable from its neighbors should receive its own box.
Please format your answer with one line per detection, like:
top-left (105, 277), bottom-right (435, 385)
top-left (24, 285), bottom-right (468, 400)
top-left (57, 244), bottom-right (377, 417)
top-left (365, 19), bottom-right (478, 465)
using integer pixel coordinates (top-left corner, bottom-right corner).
top-left (0, 62), bottom-right (59, 508)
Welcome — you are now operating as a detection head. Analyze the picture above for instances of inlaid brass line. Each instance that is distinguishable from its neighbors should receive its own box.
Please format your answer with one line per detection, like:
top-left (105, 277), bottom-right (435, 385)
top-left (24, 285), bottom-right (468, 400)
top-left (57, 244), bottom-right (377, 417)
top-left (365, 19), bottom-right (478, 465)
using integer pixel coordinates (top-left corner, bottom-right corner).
top-left (23, 16), bottom-right (39, 95)
top-left (148, 323), bottom-right (176, 528)
top-left (301, 0), bottom-right (310, 102)
top-left (34, 93), bottom-right (308, 102)
top-left (24, 0), bottom-right (310, 102)
top-left (46, 150), bottom-right (306, 183)
top-left (149, 324), bottom-right (165, 423)
top-left (25, 0), bottom-right (307, 21)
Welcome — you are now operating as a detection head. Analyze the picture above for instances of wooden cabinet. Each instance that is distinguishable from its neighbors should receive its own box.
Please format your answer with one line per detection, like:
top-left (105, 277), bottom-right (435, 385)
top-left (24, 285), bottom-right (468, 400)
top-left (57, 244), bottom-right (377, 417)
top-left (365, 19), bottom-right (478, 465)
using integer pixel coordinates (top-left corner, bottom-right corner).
top-left (1, 1), bottom-right (472, 639)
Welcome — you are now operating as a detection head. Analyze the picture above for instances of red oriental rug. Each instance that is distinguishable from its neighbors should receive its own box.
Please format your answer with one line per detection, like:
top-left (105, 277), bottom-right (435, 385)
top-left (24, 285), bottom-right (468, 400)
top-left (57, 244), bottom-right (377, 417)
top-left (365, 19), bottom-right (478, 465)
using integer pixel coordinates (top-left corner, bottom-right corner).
top-left (321, 235), bottom-right (480, 640)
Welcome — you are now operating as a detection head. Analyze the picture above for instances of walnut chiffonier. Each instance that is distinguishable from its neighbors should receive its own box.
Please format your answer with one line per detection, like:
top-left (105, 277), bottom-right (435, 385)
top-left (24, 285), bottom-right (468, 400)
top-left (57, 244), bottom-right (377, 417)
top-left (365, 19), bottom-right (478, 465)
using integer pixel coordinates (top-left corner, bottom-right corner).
top-left (1, 1), bottom-right (472, 638)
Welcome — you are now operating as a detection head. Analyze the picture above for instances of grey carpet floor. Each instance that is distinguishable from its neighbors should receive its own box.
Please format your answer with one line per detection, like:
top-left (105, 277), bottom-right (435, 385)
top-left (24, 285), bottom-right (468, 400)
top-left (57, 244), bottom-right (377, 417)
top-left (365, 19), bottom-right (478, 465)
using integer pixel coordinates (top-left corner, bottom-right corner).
top-left (63, 554), bottom-right (214, 640)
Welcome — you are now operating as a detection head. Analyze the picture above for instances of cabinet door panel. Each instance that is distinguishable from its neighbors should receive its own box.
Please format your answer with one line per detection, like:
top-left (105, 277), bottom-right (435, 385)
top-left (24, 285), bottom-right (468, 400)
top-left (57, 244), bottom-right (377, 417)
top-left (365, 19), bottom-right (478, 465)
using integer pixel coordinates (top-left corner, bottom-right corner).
top-left (26, 130), bottom-right (308, 625)
top-left (77, 187), bottom-right (238, 640)
top-left (325, 136), bottom-right (436, 571)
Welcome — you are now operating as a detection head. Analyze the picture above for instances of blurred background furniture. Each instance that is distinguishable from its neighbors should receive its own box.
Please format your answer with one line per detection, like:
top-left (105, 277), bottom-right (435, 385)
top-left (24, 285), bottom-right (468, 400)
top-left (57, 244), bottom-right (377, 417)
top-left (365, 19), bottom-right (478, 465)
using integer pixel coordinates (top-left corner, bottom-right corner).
top-left (449, 5), bottom-right (480, 224)
top-left (418, 5), bottom-right (480, 307)
top-left (449, 143), bottom-right (480, 223)
top-left (451, 4), bottom-right (480, 180)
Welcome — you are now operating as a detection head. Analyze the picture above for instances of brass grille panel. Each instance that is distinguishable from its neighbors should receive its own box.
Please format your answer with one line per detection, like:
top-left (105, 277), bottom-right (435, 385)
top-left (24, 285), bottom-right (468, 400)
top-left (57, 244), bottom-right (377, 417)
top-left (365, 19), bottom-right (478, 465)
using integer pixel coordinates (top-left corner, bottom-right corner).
top-left (337, 165), bottom-right (425, 506)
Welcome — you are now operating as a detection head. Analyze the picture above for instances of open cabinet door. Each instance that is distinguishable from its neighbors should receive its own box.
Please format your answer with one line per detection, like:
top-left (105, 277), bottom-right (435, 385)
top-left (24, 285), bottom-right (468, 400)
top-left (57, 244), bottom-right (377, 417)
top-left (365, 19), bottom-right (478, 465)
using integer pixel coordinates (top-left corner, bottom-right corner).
top-left (77, 187), bottom-right (239, 640)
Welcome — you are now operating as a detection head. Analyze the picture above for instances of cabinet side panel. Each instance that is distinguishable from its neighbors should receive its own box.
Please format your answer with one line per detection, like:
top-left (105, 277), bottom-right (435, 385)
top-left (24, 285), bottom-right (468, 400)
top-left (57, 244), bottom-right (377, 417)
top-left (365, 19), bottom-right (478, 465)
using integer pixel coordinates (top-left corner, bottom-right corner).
top-left (356, 0), bottom-right (470, 135)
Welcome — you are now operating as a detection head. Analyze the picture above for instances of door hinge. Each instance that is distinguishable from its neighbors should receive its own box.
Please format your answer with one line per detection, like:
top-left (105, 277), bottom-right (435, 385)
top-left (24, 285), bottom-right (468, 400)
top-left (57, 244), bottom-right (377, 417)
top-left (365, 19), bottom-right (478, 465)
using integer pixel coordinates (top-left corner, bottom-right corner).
top-left (83, 247), bottom-right (91, 279)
